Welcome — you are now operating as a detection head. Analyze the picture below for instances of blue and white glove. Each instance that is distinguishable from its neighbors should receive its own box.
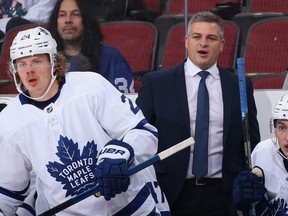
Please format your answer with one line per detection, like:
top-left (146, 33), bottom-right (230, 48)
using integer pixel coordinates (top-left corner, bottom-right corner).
top-left (233, 170), bottom-right (266, 211)
top-left (95, 140), bottom-right (134, 200)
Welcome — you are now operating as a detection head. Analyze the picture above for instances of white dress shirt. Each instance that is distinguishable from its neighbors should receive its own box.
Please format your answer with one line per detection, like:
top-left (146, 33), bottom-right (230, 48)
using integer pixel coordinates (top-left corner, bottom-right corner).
top-left (185, 58), bottom-right (224, 178)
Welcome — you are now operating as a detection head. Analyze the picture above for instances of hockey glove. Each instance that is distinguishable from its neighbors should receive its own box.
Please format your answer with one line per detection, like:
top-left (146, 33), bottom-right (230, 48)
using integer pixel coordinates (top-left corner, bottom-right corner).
top-left (233, 170), bottom-right (266, 211)
top-left (95, 140), bottom-right (134, 200)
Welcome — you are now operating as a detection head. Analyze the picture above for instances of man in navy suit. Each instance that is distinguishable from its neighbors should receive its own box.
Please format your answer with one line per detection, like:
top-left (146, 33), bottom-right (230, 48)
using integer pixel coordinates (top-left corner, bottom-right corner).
top-left (136, 11), bottom-right (260, 216)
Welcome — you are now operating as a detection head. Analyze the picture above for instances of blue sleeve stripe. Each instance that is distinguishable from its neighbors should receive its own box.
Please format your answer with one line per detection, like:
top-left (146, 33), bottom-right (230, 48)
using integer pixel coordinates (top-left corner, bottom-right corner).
top-left (17, 181), bottom-right (30, 194)
top-left (0, 186), bottom-right (27, 201)
top-left (147, 207), bottom-right (160, 216)
top-left (17, 203), bottom-right (36, 216)
top-left (113, 184), bottom-right (151, 216)
top-left (135, 119), bottom-right (158, 138)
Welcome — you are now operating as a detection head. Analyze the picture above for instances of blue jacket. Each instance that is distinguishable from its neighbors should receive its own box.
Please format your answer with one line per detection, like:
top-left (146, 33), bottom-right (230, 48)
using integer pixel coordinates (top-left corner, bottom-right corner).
top-left (100, 44), bottom-right (134, 93)
top-left (67, 44), bottom-right (134, 93)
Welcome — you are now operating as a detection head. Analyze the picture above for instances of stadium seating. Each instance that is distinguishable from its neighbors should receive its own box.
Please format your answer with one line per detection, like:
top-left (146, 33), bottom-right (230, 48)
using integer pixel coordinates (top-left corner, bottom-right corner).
top-left (233, 12), bottom-right (285, 56)
top-left (129, 0), bottom-right (166, 22)
top-left (158, 20), bottom-right (239, 71)
top-left (101, 21), bottom-right (158, 72)
top-left (247, 0), bottom-right (288, 13)
top-left (232, 0), bottom-right (288, 55)
top-left (140, 0), bottom-right (165, 12)
top-left (101, 21), bottom-right (158, 92)
top-left (154, 14), bottom-right (188, 69)
top-left (1, 1), bottom-right (288, 93)
top-left (0, 24), bottom-right (42, 94)
top-left (165, 0), bottom-right (241, 14)
top-left (241, 16), bottom-right (288, 89)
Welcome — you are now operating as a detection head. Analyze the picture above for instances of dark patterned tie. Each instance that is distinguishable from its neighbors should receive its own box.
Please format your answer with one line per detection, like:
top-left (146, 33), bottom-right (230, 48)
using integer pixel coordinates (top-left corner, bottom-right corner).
top-left (192, 71), bottom-right (210, 179)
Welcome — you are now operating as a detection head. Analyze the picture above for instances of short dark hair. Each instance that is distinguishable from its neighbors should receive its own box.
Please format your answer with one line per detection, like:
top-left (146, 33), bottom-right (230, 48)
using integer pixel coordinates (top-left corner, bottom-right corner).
top-left (187, 11), bottom-right (224, 39)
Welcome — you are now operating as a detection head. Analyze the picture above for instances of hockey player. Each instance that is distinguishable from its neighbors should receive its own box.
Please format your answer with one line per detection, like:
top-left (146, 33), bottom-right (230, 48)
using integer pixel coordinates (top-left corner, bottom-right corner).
top-left (233, 93), bottom-right (288, 215)
top-left (0, 26), bottom-right (170, 215)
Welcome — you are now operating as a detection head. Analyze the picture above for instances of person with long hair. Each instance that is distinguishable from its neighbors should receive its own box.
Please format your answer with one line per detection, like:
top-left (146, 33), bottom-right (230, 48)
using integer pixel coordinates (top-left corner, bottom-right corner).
top-left (47, 0), bottom-right (134, 93)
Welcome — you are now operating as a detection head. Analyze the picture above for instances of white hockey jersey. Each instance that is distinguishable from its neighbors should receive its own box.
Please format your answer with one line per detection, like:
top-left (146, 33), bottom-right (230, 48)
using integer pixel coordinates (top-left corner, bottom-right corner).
top-left (252, 138), bottom-right (288, 215)
top-left (0, 72), bottom-right (169, 216)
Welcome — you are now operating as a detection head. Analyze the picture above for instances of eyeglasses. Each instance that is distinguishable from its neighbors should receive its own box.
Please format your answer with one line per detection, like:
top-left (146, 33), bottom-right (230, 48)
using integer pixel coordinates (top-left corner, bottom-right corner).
top-left (14, 60), bottom-right (52, 72)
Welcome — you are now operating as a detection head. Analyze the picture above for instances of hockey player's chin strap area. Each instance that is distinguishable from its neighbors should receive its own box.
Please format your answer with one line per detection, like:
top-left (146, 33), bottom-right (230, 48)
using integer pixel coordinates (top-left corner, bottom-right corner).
top-left (278, 148), bottom-right (288, 160)
top-left (15, 65), bottom-right (56, 101)
top-left (277, 148), bottom-right (288, 173)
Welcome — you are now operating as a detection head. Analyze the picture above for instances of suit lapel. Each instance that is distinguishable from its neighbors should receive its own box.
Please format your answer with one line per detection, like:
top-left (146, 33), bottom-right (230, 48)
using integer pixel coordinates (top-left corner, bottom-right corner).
top-left (174, 64), bottom-right (191, 132)
top-left (220, 69), bottom-right (235, 146)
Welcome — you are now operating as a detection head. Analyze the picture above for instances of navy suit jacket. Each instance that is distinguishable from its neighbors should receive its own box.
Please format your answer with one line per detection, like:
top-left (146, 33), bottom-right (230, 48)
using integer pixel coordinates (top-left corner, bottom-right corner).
top-left (136, 63), bottom-right (260, 214)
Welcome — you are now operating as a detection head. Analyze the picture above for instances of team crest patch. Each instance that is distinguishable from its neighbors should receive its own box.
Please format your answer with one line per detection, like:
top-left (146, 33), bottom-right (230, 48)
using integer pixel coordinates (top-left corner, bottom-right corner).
top-left (46, 135), bottom-right (98, 197)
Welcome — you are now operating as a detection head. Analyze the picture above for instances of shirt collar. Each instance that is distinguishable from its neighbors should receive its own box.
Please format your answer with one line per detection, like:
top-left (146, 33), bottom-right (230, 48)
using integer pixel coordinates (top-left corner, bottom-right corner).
top-left (185, 58), bottom-right (220, 78)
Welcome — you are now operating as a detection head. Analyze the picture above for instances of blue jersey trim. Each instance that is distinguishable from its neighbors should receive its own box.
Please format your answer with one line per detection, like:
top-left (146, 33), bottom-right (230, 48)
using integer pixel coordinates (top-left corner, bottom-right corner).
top-left (136, 119), bottom-right (158, 138)
top-left (19, 78), bottom-right (65, 109)
top-left (17, 203), bottom-right (36, 216)
top-left (113, 184), bottom-right (151, 216)
top-left (0, 186), bottom-right (27, 202)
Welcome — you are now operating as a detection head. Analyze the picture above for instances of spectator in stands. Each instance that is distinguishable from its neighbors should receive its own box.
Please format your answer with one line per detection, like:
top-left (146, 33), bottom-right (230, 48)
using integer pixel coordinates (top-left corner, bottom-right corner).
top-left (0, 0), bottom-right (57, 33)
top-left (0, 0), bottom-right (57, 51)
top-left (136, 11), bottom-right (260, 215)
top-left (47, 0), bottom-right (134, 93)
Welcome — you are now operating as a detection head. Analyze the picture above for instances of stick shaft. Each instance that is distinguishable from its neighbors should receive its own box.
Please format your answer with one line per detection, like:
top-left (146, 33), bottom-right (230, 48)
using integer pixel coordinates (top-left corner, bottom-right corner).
top-left (129, 137), bottom-right (193, 175)
top-left (237, 58), bottom-right (255, 216)
top-left (39, 137), bottom-right (194, 216)
top-left (237, 58), bottom-right (252, 170)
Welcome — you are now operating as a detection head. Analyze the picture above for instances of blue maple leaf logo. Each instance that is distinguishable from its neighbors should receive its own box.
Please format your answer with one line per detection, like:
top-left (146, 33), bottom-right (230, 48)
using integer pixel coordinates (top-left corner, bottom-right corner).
top-left (46, 135), bottom-right (98, 197)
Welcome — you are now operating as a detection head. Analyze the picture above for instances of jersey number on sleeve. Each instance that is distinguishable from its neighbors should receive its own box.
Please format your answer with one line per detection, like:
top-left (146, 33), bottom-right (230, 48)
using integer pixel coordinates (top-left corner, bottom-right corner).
top-left (121, 95), bottom-right (139, 114)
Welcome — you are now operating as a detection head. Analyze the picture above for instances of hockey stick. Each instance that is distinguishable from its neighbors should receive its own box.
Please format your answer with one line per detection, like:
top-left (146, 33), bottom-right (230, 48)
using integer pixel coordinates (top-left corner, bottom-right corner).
top-left (237, 58), bottom-right (252, 170)
top-left (237, 58), bottom-right (256, 216)
top-left (39, 137), bottom-right (194, 216)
